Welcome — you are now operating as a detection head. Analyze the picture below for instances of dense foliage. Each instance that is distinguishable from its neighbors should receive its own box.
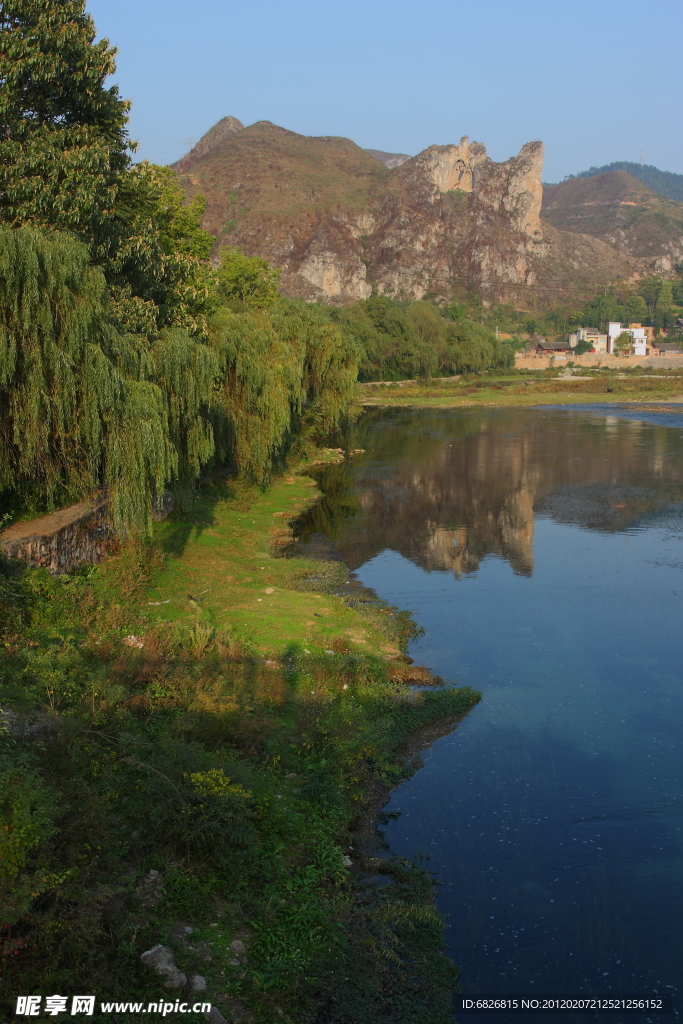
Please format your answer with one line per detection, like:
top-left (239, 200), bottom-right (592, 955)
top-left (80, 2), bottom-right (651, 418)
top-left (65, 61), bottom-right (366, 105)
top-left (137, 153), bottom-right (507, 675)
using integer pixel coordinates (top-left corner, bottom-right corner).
top-left (332, 297), bottom-right (515, 381)
top-left (568, 161), bottom-right (683, 203)
top-left (0, 0), bottom-right (130, 247)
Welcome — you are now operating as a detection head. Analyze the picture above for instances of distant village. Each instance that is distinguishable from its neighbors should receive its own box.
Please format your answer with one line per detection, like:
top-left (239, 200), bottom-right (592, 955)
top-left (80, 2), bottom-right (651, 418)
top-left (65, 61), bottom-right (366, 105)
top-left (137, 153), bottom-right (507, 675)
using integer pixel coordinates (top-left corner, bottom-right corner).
top-left (535, 318), bottom-right (683, 357)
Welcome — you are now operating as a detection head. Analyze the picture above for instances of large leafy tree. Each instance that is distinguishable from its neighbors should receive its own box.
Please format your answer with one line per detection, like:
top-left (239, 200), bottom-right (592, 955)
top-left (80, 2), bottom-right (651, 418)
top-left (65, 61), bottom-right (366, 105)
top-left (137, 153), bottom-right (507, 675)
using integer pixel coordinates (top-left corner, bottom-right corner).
top-left (0, 1), bottom-right (217, 337)
top-left (0, 0), bottom-right (130, 247)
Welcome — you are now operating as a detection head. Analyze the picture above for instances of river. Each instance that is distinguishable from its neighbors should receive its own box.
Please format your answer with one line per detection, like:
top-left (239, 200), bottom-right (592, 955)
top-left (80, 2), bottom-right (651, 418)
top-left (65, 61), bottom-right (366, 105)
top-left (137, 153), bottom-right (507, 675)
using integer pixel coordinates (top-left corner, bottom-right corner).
top-left (296, 404), bottom-right (683, 1022)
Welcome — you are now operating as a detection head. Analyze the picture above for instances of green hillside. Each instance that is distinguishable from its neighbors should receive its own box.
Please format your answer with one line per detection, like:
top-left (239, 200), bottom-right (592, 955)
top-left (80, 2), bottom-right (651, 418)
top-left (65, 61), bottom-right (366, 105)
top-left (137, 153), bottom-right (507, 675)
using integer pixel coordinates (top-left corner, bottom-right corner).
top-left (542, 171), bottom-right (683, 260)
top-left (569, 161), bottom-right (683, 202)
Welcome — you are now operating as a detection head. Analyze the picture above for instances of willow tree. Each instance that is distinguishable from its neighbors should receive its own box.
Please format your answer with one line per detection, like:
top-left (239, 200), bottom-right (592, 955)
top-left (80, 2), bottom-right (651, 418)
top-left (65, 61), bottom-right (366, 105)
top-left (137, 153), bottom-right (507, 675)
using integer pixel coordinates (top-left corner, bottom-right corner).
top-left (443, 319), bottom-right (501, 374)
top-left (207, 245), bottom-right (359, 483)
top-left (149, 328), bottom-right (218, 492)
top-left (0, 226), bottom-right (176, 531)
top-left (273, 302), bottom-right (359, 438)
top-left (209, 308), bottom-right (302, 483)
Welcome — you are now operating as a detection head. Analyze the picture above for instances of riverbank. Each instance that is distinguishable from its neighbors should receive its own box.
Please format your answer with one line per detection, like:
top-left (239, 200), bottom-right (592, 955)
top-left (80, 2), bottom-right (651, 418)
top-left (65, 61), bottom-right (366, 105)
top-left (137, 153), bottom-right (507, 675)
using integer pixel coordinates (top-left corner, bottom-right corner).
top-left (0, 453), bottom-right (480, 1023)
top-left (358, 370), bottom-right (683, 409)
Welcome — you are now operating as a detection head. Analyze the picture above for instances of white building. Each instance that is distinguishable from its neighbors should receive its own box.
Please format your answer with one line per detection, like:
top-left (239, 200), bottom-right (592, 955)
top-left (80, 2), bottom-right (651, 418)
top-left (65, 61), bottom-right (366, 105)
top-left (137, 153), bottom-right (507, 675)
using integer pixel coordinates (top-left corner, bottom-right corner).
top-left (607, 322), bottom-right (647, 356)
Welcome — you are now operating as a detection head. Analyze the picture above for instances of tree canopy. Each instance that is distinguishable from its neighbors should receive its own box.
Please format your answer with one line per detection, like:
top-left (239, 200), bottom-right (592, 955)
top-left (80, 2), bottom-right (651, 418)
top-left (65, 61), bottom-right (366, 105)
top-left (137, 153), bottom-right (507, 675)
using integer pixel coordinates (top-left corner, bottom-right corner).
top-left (0, 0), bottom-right (130, 247)
top-left (331, 296), bottom-right (513, 381)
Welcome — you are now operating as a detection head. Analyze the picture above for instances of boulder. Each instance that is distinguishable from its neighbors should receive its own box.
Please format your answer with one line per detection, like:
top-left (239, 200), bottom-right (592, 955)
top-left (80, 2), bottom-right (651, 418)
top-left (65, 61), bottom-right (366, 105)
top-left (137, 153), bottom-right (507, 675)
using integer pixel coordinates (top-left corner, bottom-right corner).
top-left (140, 944), bottom-right (187, 988)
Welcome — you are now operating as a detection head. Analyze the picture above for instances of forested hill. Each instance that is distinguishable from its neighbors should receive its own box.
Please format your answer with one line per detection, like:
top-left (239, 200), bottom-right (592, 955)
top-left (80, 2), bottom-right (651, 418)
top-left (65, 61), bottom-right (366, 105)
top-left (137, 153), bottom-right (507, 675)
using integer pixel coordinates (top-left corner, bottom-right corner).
top-left (569, 162), bottom-right (683, 202)
top-left (542, 171), bottom-right (683, 264)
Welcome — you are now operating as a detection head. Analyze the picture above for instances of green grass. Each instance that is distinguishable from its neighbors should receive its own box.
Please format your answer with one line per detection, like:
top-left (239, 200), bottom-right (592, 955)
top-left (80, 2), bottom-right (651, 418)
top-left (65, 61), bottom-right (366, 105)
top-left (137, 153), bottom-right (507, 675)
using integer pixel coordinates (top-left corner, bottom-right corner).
top-left (0, 453), bottom-right (480, 1023)
top-left (358, 371), bottom-right (683, 409)
top-left (146, 465), bottom-right (400, 658)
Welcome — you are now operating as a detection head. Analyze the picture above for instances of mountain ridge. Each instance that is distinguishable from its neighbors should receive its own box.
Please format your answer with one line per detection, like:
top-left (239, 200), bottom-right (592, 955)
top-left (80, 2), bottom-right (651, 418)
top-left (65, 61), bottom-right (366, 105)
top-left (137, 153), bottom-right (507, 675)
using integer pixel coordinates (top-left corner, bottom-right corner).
top-left (542, 171), bottom-right (683, 270)
top-left (568, 161), bottom-right (683, 202)
top-left (172, 118), bottom-right (679, 306)
top-left (363, 148), bottom-right (412, 168)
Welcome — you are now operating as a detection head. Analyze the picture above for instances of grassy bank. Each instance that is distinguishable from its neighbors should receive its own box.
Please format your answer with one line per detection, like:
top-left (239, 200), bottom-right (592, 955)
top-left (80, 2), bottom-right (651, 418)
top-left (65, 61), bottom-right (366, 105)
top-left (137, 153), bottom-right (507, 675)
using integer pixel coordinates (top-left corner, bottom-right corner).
top-left (358, 368), bottom-right (683, 409)
top-left (0, 456), bottom-right (480, 1024)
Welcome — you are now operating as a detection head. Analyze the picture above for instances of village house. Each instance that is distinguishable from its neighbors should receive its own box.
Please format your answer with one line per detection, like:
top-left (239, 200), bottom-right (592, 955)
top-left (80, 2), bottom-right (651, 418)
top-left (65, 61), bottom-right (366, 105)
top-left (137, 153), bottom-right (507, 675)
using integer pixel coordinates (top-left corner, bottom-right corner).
top-left (607, 322), bottom-right (648, 356)
top-left (631, 323), bottom-right (655, 342)
top-left (568, 327), bottom-right (608, 352)
top-left (536, 339), bottom-right (572, 354)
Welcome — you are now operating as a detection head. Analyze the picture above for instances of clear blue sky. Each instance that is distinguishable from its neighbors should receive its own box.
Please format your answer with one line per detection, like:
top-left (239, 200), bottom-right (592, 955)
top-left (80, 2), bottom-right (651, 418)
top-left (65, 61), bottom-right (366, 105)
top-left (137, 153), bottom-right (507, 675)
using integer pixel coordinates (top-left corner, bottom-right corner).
top-left (86, 0), bottom-right (682, 183)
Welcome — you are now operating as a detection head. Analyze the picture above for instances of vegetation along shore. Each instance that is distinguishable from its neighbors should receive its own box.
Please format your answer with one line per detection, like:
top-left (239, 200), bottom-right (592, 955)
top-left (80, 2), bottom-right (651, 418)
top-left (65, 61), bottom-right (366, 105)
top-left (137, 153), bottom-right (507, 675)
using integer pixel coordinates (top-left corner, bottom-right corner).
top-left (1, 460), bottom-right (480, 1023)
top-left (357, 367), bottom-right (683, 409)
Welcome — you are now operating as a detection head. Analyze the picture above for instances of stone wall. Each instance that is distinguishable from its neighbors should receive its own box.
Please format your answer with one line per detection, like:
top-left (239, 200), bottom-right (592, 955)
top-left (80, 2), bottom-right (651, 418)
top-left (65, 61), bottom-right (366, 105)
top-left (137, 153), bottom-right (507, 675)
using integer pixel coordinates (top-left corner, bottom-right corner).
top-left (0, 497), bottom-right (118, 573)
top-left (515, 353), bottom-right (683, 371)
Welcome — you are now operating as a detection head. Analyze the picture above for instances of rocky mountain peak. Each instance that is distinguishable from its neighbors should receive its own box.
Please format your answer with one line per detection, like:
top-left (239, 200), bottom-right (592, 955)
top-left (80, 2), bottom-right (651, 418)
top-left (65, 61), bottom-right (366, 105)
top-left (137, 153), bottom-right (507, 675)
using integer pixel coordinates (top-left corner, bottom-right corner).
top-left (174, 119), bottom-right (665, 306)
top-left (173, 115), bottom-right (244, 173)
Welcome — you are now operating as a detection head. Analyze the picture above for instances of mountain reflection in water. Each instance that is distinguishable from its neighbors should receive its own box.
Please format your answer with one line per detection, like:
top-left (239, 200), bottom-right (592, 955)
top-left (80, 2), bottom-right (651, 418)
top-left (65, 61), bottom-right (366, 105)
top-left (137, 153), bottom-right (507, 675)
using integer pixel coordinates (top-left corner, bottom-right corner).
top-left (296, 406), bottom-right (683, 578)
top-left (293, 404), bottom-right (683, 1018)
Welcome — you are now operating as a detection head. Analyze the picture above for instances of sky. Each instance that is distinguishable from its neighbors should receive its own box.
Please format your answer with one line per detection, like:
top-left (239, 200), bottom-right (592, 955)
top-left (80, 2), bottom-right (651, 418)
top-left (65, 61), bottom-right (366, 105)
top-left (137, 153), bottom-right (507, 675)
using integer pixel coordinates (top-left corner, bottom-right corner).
top-left (86, 0), bottom-right (683, 183)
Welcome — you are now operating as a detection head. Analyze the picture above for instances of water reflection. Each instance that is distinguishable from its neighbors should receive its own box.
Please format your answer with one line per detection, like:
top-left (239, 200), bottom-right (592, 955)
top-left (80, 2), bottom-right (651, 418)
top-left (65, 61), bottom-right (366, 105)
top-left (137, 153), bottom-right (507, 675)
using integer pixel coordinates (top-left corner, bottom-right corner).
top-left (296, 405), bottom-right (683, 1021)
top-left (298, 407), bottom-right (683, 579)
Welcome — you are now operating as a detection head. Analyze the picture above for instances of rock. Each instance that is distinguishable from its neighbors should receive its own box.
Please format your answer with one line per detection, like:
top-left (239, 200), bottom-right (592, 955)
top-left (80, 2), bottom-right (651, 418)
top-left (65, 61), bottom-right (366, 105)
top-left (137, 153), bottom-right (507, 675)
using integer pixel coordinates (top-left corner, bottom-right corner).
top-left (0, 707), bottom-right (58, 739)
top-left (342, 856), bottom-right (353, 868)
top-left (168, 921), bottom-right (195, 943)
top-left (140, 945), bottom-right (187, 988)
top-left (123, 634), bottom-right (144, 649)
top-left (152, 490), bottom-right (174, 521)
top-left (0, 496), bottom-right (115, 573)
top-left (214, 996), bottom-right (254, 1023)
top-left (190, 973), bottom-right (207, 992)
top-left (229, 938), bottom-right (246, 956)
top-left (136, 869), bottom-right (164, 910)
top-left (204, 1008), bottom-right (229, 1024)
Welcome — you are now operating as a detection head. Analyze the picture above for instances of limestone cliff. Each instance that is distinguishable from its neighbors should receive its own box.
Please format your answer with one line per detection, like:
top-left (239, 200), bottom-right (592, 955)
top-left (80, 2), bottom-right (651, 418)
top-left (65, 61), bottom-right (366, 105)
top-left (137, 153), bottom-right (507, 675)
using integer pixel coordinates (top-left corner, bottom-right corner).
top-left (173, 119), bottom-right (663, 306)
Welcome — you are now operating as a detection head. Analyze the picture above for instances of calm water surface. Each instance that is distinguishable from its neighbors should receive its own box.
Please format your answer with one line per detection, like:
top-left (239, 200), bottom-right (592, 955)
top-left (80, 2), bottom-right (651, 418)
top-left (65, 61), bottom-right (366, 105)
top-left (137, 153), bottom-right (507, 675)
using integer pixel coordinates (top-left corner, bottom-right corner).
top-left (299, 405), bottom-right (683, 1022)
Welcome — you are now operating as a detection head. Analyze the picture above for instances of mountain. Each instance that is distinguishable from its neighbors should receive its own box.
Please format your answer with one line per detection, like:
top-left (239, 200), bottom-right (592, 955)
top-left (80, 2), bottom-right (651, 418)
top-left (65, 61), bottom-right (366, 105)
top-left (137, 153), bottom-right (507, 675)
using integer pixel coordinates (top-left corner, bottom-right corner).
top-left (363, 148), bottom-right (412, 168)
top-left (174, 115), bottom-right (245, 174)
top-left (542, 171), bottom-right (683, 271)
top-left (172, 118), bottom-right (661, 306)
top-left (569, 162), bottom-right (683, 202)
